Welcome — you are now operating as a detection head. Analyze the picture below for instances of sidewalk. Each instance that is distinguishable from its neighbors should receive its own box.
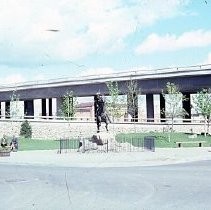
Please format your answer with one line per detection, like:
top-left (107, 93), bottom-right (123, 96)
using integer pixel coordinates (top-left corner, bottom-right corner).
top-left (0, 147), bottom-right (211, 167)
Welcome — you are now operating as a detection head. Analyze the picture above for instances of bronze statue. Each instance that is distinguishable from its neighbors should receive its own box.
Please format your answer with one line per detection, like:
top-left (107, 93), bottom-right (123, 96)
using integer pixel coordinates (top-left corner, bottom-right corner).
top-left (95, 93), bottom-right (111, 132)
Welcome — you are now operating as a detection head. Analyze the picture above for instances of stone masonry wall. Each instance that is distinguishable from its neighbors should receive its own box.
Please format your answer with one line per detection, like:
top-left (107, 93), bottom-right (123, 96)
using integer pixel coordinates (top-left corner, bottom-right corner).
top-left (0, 119), bottom-right (206, 139)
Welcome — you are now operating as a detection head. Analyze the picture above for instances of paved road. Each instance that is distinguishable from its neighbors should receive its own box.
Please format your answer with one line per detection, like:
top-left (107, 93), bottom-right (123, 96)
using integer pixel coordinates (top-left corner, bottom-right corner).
top-left (0, 161), bottom-right (211, 210)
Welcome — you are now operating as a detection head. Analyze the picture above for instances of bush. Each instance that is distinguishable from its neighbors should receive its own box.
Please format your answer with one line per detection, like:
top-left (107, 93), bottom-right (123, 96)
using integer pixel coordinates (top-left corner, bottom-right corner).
top-left (20, 120), bottom-right (32, 138)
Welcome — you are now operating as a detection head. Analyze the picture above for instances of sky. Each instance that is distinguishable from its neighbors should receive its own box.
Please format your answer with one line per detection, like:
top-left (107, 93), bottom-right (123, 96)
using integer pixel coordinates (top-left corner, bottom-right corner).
top-left (0, 0), bottom-right (211, 85)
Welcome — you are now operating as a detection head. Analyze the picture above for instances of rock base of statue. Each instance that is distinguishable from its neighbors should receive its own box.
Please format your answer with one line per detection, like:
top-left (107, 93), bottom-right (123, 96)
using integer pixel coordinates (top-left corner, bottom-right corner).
top-left (78, 132), bottom-right (117, 153)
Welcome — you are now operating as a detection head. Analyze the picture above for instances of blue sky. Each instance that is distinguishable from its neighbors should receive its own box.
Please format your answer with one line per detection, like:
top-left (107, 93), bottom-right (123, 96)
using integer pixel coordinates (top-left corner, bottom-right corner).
top-left (0, 0), bottom-right (211, 84)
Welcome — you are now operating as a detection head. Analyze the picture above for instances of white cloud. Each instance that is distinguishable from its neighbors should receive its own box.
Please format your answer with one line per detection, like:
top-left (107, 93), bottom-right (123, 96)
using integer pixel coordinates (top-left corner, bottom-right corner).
top-left (135, 30), bottom-right (211, 54)
top-left (0, 0), bottom-right (189, 63)
top-left (132, 0), bottom-right (190, 26)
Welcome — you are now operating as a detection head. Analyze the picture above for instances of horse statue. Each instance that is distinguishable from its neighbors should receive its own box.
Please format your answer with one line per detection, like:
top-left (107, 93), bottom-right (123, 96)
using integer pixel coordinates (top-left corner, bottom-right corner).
top-left (95, 93), bottom-right (111, 133)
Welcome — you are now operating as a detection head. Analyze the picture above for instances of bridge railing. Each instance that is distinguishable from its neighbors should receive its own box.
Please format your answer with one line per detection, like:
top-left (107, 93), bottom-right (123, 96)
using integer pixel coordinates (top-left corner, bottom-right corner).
top-left (0, 63), bottom-right (211, 90)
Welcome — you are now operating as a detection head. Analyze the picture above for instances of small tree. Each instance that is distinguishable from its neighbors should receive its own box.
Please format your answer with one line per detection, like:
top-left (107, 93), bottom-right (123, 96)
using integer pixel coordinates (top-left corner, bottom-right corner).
top-left (20, 120), bottom-right (32, 138)
top-left (193, 88), bottom-right (211, 136)
top-left (10, 89), bottom-right (22, 119)
top-left (8, 89), bottom-right (23, 135)
top-left (162, 82), bottom-right (188, 131)
top-left (61, 91), bottom-right (78, 120)
top-left (126, 79), bottom-right (139, 121)
top-left (106, 81), bottom-right (126, 121)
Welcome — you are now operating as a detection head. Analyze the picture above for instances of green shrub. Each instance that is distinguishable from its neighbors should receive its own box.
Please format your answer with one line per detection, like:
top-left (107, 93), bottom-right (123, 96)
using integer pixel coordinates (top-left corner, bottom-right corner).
top-left (20, 120), bottom-right (32, 138)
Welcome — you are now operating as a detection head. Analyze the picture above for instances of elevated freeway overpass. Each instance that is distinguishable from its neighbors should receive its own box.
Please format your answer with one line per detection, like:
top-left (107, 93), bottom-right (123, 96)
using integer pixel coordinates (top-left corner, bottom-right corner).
top-left (0, 64), bottom-right (211, 121)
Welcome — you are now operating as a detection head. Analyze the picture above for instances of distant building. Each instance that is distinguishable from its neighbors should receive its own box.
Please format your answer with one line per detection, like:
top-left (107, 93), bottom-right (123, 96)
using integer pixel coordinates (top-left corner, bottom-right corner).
top-left (75, 102), bottom-right (94, 120)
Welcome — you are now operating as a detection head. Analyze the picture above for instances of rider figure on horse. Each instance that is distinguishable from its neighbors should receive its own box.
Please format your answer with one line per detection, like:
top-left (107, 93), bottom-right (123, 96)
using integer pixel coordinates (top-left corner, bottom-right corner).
top-left (95, 93), bottom-right (110, 132)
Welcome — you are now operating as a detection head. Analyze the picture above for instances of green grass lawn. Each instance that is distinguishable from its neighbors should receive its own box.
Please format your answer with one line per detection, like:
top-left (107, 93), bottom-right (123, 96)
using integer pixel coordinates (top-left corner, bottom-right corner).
top-left (18, 138), bottom-right (60, 151)
top-left (17, 138), bottom-right (79, 151)
top-left (115, 132), bottom-right (211, 148)
top-left (12, 132), bottom-right (211, 151)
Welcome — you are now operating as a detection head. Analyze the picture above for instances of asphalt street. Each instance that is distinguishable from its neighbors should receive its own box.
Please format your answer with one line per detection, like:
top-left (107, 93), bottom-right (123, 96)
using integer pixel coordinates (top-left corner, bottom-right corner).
top-left (0, 161), bottom-right (211, 210)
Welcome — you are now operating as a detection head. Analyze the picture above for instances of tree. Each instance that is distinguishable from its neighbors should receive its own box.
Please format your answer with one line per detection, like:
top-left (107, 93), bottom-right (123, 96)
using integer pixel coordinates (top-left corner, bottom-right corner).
top-left (162, 82), bottom-right (188, 131)
top-left (106, 81), bottom-right (126, 121)
top-left (61, 91), bottom-right (78, 120)
top-left (8, 89), bottom-right (23, 136)
top-left (193, 88), bottom-right (211, 136)
top-left (126, 79), bottom-right (139, 121)
top-left (10, 89), bottom-right (22, 119)
top-left (20, 120), bottom-right (32, 138)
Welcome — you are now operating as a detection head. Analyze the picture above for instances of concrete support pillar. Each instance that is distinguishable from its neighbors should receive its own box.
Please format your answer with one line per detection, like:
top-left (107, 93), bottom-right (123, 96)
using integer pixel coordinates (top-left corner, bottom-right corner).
top-left (5, 101), bottom-right (10, 119)
top-left (52, 98), bottom-right (57, 118)
top-left (34, 99), bottom-right (42, 119)
top-left (1, 102), bottom-right (5, 119)
top-left (46, 98), bottom-right (49, 117)
top-left (146, 94), bottom-right (154, 122)
top-left (160, 94), bottom-right (166, 122)
top-left (24, 100), bottom-right (34, 119)
top-left (153, 94), bottom-right (160, 122)
top-left (182, 92), bottom-right (191, 122)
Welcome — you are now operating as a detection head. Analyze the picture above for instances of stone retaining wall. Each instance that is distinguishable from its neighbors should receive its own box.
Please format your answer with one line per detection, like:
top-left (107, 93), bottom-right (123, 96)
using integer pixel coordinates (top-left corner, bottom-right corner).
top-left (0, 119), bottom-right (206, 139)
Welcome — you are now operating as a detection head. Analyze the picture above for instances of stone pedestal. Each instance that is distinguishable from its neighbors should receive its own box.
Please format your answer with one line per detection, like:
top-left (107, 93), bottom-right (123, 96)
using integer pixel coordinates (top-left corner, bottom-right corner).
top-left (78, 132), bottom-right (117, 152)
top-left (91, 132), bottom-right (117, 151)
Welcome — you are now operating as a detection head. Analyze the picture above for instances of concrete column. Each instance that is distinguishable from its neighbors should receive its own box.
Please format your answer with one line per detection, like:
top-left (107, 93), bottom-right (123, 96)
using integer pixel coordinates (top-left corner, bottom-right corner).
top-left (24, 100), bottom-right (34, 119)
top-left (34, 99), bottom-right (42, 119)
top-left (1, 102), bottom-right (5, 119)
top-left (153, 94), bottom-right (160, 122)
top-left (182, 92), bottom-right (191, 122)
top-left (52, 98), bottom-right (57, 118)
top-left (146, 94), bottom-right (154, 122)
top-left (46, 98), bottom-right (49, 117)
top-left (160, 94), bottom-right (166, 122)
top-left (0, 102), bottom-right (1, 118)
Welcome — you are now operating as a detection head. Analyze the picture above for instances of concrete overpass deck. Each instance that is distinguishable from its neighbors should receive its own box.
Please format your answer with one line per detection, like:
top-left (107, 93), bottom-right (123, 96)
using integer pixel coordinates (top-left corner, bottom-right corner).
top-left (0, 64), bottom-right (211, 121)
top-left (0, 64), bottom-right (211, 92)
